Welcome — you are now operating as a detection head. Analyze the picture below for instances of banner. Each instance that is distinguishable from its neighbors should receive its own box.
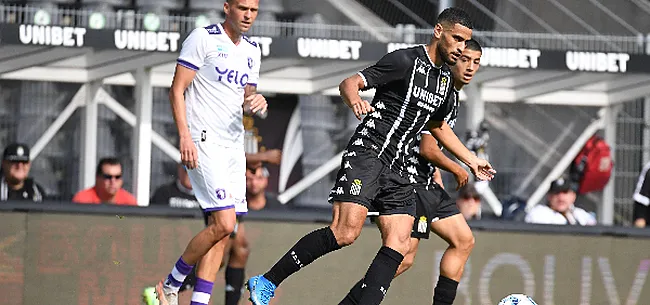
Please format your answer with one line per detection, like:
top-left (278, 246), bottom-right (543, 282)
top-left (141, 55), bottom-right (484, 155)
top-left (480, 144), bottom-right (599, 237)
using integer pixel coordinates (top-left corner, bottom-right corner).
top-left (2, 23), bottom-right (650, 73)
top-left (3, 211), bottom-right (650, 305)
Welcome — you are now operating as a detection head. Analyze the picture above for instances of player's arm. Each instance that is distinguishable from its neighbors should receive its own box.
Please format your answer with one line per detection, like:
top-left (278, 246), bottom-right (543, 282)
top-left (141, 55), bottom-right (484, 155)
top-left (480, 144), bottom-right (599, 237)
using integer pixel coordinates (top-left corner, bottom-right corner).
top-left (243, 47), bottom-right (266, 116)
top-left (243, 84), bottom-right (267, 116)
top-left (420, 133), bottom-right (468, 190)
top-left (171, 28), bottom-right (209, 169)
top-left (170, 65), bottom-right (198, 169)
top-left (340, 50), bottom-right (408, 120)
top-left (427, 120), bottom-right (495, 181)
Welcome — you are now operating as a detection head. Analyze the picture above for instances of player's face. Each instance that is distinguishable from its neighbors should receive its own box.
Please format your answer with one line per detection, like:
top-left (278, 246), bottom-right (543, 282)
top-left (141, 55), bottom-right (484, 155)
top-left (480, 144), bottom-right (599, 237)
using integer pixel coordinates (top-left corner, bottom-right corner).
top-left (547, 190), bottom-right (576, 213)
top-left (98, 164), bottom-right (123, 196)
top-left (224, 0), bottom-right (259, 34)
top-left (435, 22), bottom-right (472, 65)
top-left (451, 49), bottom-right (481, 85)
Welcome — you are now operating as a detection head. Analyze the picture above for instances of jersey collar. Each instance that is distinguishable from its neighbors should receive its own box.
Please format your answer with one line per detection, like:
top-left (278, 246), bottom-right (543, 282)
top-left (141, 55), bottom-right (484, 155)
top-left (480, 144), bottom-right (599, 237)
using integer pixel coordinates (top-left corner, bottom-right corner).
top-left (421, 45), bottom-right (442, 69)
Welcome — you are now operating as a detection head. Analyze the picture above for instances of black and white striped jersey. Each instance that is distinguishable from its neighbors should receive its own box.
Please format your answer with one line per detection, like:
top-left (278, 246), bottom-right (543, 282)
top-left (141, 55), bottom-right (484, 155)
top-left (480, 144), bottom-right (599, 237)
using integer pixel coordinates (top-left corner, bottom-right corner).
top-left (405, 88), bottom-right (460, 186)
top-left (346, 45), bottom-right (454, 175)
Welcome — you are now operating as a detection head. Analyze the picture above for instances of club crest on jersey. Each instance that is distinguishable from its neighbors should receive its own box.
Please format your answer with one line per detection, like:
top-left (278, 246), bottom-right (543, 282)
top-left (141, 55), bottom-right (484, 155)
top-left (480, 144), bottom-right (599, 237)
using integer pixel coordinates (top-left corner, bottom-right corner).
top-left (350, 179), bottom-right (363, 196)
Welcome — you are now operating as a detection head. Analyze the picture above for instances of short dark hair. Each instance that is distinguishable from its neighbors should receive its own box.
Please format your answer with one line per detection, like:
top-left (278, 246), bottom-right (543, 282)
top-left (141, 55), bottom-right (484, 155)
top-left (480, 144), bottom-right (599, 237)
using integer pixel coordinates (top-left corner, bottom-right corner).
top-left (437, 7), bottom-right (473, 29)
top-left (465, 39), bottom-right (482, 53)
top-left (96, 157), bottom-right (122, 176)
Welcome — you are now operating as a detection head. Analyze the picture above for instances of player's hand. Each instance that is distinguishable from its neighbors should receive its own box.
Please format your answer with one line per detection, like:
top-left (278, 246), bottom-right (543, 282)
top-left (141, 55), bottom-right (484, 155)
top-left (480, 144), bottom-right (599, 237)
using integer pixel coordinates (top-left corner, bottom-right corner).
top-left (452, 168), bottom-right (469, 191)
top-left (350, 99), bottom-right (374, 120)
top-left (264, 149), bottom-right (282, 165)
top-left (469, 158), bottom-right (496, 181)
top-left (180, 137), bottom-right (198, 169)
top-left (244, 93), bottom-right (268, 117)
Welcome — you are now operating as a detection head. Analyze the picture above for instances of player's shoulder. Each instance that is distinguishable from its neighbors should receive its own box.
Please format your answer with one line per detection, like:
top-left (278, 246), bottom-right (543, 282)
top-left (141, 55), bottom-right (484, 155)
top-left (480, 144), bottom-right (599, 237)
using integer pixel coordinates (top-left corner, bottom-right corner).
top-left (385, 45), bottom-right (422, 62)
top-left (241, 35), bottom-right (262, 56)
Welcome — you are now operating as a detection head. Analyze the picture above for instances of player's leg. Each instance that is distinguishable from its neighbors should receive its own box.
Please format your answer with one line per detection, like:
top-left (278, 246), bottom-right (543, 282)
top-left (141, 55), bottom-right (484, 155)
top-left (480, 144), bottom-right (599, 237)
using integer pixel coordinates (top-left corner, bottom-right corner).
top-left (352, 213), bottom-right (413, 305)
top-left (247, 152), bottom-right (379, 305)
top-left (340, 237), bottom-right (420, 305)
top-left (429, 191), bottom-right (475, 305)
top-left (157, 142), bottom-right (238, 305)
top-left (340, 197), bottom-right (429, 305)
top-left (247, 201), bottom-right (367, 305)
top-left (225, 221), bottom-right (248, 305)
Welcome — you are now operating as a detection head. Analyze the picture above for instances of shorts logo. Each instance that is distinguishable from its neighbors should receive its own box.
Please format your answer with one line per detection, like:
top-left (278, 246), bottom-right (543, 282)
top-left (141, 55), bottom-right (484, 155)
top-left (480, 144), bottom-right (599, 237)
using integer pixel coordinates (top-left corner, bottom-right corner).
top-left (335, 187), bottom-right (344, 195)
top-left (339, 174), bottom-right (348, 182)
top-left (350, 179), bottom-right (362, 196)
top-left (344, 161), bottom-right (352, 169)
top-left (216, 188), bottom-right (227, 200)
top-left (417, 216), bottom-right (427, 233)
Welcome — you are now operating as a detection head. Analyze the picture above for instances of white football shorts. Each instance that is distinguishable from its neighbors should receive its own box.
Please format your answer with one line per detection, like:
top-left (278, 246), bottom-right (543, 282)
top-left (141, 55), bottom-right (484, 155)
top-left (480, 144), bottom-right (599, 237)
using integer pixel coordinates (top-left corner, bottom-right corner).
top-left (186, 140), bottom-right (247, 215)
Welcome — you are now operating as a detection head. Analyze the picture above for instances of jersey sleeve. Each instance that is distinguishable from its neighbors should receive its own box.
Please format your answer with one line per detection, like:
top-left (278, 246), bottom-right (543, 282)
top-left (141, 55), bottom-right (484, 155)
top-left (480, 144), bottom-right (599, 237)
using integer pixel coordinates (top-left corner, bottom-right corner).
top-left (177, 28), bottom-right (209, 71)
top-left (358, 50), bottom-right (410, 89)
top-left (248, 45), bottom-right (262, 87)
top-left (634, 167), bottom-right (650, 206)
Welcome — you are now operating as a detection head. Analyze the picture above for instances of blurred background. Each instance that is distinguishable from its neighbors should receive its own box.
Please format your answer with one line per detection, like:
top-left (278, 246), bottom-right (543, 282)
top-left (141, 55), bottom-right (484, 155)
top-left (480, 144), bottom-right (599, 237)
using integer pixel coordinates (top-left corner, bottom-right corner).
top-left (1, 0), bottom-right (650, 304)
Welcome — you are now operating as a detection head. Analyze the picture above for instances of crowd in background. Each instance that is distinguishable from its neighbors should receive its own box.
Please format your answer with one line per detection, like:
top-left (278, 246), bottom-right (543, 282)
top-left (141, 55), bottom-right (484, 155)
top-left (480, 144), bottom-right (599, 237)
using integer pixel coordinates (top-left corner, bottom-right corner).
top-left (5, 139), bottom-right (650, 227)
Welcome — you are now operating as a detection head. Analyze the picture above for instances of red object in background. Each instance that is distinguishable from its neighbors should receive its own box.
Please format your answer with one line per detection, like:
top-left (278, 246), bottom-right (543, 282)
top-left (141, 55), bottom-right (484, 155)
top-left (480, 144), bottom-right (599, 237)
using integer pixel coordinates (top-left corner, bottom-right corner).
top-left (570, 135), bottom-right (614, 194)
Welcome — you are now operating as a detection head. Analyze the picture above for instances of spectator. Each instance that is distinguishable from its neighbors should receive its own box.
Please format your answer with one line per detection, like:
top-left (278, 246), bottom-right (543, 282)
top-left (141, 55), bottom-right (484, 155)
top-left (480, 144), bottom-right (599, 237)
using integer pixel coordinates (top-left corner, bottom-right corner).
top-left (72, 157), bottom-right (137, 205)
top-left (632, 162), bottom-right (650, 228)
top-left (150, 163), bottom-right (200, 208)
top-left (525, 176), bottom-right (596, 225)
top-left (246, 166), bottom-right (283, 211)
top-left (0, 143), bottom-right (46, 202)
top-left (456, 183), bottom-right (482, 220)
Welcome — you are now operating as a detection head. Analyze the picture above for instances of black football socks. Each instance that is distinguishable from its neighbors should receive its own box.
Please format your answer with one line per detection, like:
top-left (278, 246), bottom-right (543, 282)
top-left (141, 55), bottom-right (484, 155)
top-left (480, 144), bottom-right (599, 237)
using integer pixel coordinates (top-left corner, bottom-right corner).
top-left (263, 226), bottom-right (341, 286)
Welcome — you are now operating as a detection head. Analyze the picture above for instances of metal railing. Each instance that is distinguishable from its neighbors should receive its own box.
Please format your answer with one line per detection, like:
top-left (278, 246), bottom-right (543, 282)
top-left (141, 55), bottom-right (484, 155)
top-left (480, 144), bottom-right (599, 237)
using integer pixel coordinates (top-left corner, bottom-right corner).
top-left (1, 4), bottom-right (647, 54)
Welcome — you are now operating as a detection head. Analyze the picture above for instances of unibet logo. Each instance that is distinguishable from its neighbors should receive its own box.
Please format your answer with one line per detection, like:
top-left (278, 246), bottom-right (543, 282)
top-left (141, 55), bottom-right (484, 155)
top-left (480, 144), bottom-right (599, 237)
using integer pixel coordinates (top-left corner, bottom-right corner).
top-left (565, 51), bottom-right (630, 73)
top-left (114, 30), bottom-right (181, 52)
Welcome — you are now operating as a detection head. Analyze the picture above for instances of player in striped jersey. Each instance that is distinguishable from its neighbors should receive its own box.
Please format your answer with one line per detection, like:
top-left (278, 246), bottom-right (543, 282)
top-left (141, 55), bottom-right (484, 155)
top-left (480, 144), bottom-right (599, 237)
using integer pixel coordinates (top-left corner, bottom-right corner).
top-left (341, 39), bottom-right (484, 305)
top-left (247, 8), bottom-right (494, 305)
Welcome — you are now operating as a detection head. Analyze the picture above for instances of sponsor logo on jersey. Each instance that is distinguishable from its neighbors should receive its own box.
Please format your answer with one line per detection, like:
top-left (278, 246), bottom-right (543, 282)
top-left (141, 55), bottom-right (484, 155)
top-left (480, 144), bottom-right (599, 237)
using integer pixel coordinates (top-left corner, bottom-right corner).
top-left (19, 25), bottom-right (86, 47)
top-left (215, 66), bottom-right (249, 87)
top-left (114, 30), bottom-right (181, 52)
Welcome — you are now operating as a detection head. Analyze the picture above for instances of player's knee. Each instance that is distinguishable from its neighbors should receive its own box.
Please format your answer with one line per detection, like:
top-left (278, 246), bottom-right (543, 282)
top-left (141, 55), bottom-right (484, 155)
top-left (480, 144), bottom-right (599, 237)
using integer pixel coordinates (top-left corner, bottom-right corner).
top-left (331, 225), bottom-right (361, 247)
top-left (453, 232), bottom-right (475, 254)
top-left (232, 242), bottom-right (250, 262)
top-left (208, 218), bottom-right (236, 241)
